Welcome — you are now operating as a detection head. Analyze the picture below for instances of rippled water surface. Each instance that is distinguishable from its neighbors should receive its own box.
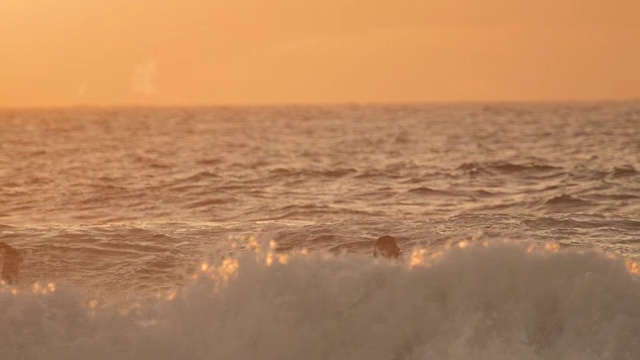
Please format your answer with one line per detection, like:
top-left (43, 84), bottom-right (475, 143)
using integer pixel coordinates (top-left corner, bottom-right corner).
top-left (1, 103), bottom-right (639, 291)
top-left (2, 103), bottom-right (640, 359)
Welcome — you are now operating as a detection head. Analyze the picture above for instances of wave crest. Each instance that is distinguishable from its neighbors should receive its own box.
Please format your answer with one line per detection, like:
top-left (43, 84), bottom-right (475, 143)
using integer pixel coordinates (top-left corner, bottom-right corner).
top-left (2, 242), bottom-right (639, 360)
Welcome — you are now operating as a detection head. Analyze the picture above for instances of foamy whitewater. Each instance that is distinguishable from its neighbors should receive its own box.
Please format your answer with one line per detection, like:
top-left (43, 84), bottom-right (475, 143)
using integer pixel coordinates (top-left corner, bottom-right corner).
top-left (1, 103), bottom-right (639, 359)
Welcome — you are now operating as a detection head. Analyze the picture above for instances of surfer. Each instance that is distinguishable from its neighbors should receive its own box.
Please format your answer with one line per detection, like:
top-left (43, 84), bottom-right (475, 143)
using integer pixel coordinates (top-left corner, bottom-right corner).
top-left (0, 242), bottom-right (22, 285)
top-left (373, 235), bottom-right (401, 259)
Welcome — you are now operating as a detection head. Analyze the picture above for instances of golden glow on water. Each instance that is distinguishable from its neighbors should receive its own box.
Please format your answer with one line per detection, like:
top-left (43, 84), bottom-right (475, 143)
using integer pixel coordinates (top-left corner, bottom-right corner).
top-left (248, 236), bottom-right (259, 250)
top-left (544, 242), bottom-right (560, 253)
top-left (278, 254), bottom-right (289, 265)
top-left (526, 242), bottom-right (560, 254)
top-left (265, 253), bottom-right (274, 266)
top-left (166, 289), bottom-right (178, 301)
top-left (3, 238), bottom-right (639, 311)
top-left (32, 282), bottom-right (52, 295)
top-left (626, 260), bottom-right (640, 274)
top-left (409, 249), bottom-right (427, 268)
top-left (217, 258), bottom-right (240, 283)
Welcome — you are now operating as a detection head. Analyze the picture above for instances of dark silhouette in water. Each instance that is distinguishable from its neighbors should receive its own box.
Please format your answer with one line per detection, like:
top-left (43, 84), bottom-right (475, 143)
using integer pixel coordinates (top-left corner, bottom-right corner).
top-left (373, 235), bottom-right (400, 259)
top-left (0, 242), bottom-right (22, 285)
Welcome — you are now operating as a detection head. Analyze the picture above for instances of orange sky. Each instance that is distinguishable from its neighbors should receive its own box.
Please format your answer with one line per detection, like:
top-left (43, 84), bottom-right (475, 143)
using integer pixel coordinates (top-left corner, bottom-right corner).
top-left (1, 0), bottom-right (639, 107)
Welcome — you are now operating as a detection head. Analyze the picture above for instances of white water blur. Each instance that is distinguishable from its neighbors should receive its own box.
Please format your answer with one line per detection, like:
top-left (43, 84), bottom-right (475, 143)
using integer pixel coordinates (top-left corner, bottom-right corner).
top-left (2, 241), bottom-right (639, 360)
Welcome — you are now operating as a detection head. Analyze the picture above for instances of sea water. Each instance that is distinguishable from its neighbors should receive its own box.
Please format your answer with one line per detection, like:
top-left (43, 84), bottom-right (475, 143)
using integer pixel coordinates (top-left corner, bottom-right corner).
top-left (0, 103), bottom-right (639, 359)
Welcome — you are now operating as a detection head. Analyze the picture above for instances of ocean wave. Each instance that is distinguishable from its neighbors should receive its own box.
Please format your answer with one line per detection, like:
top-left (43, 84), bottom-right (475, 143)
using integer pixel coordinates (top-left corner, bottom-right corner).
top-left (609, 165), bottom-right (638, 179)
top-left (457, 162), bottom-right (564, 178)
top-left (524, 216), bottom-right (640, 231)
top-left (407, 187), bottom-right (453, 196)
top-left (2, 242), bottom-right (639, 360)
top-left (543, 195), bottom-right (593, 212)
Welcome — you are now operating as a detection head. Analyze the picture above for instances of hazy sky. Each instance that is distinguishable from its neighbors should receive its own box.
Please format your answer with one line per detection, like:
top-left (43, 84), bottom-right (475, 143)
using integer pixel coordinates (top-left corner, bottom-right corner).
top-left (1, 0), bottom-right (639, 107)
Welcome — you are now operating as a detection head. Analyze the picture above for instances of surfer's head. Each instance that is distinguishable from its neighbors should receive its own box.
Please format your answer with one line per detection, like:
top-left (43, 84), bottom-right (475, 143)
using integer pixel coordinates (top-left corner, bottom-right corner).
top-left (0, 242), bottom-right (23, 285)
top-left (373, 235), bottom-right (400, 259)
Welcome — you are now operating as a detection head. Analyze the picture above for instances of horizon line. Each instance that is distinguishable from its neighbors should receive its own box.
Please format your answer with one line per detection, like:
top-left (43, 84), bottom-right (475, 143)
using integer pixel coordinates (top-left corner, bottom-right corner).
top-left (1, 97), bottom-right (639, 111)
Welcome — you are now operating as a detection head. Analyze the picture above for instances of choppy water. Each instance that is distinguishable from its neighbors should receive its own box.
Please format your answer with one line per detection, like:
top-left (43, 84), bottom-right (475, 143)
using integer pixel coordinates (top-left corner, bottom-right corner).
top-left (1, 103), bottom-right (639, 359)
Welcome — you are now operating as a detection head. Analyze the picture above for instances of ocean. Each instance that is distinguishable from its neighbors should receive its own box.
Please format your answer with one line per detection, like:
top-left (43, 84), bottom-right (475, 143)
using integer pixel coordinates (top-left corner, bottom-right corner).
top-left (1, 102), bottom-right (639, 359)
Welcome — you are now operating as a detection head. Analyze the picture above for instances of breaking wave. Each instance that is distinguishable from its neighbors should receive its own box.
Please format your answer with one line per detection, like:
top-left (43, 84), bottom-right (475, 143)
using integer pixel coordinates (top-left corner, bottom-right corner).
top-left (2, 241), bottom-right (640, 360)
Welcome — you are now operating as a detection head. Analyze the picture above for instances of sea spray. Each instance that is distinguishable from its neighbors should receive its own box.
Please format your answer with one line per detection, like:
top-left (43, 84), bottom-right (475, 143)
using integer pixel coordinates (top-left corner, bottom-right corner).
top-left (2, 241), bottom-right (639, 360)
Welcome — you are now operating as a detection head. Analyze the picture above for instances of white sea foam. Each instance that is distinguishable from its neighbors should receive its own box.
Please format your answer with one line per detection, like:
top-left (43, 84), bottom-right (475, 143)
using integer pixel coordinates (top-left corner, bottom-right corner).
top-left (2, 241), bottom-right (639, 360)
